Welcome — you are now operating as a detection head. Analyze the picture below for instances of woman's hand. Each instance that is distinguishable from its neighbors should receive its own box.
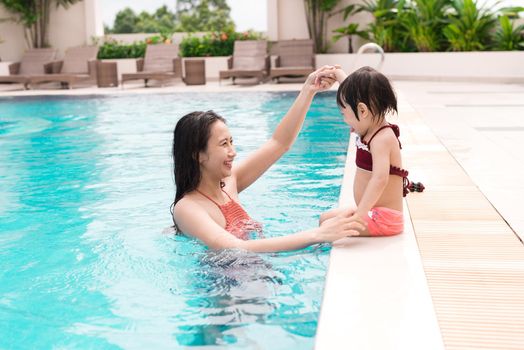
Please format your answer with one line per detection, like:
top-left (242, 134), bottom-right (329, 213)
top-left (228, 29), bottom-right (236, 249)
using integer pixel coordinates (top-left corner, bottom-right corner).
top-left (304, 65), bottom-right (339, 94)
top-left (314, 211), bottom-right (367, 242)
top-left (314, 65), bottom-right (347, 87)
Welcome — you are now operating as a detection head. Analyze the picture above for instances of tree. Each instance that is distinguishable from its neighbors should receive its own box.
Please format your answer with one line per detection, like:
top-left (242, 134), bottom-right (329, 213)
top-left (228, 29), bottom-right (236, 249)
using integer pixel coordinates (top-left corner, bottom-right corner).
top-left (108, 5), bottom-right (178, 34)
top-left (0, 0), bottom-right (82, 48)
top-left (332, 4), bottom-right (369, 53)
top-left (110, 7), bottom-right (138, 33)
top-left (175, 0), bottom-right (235, 32)
top-left (136, 5), bottom-right (176, 33)
top-left (304, 0), bottom-right (341, 53)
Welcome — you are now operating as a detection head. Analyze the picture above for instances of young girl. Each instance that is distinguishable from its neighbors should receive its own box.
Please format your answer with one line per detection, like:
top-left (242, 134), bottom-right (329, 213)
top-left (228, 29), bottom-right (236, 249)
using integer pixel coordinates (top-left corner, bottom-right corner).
top-left (319, 66), bottom-right (423, 236)
top-left (172, 66), bottom-right (364, 252)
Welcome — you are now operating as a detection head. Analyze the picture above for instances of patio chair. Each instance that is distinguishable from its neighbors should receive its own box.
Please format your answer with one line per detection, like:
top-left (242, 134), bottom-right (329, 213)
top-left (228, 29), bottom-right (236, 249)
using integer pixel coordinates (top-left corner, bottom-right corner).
top-left (121, 44), bottom-right (182, 87)
top-left (0, 48), bottom-right (57, 89)
top-left (28, 46), bottom-right (99, 89)
top-left (219, 40), bottom-right (269, 85)
top-left (270, 39), bottom-right (315, 83)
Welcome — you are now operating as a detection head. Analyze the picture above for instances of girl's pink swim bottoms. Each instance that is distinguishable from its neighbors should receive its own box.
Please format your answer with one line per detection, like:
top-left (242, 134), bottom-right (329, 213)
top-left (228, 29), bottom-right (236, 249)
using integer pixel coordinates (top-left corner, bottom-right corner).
top-left (364, 207), bottom-right (404, 236)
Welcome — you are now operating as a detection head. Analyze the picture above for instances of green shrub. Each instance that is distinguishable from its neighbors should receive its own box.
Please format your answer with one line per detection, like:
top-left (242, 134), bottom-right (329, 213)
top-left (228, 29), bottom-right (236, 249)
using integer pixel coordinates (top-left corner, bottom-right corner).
top-left (443, 0), bottom-right (497, 51)
top-left (494, 15), bottom-right (524, 50)
top-left (334, 0), bottom-right (523, 52)
top-left (179, 31), bottom-right (265, 57)
top-left (97, 39), bottom-right (147, 59)
top-left (399, 0), bottom-right (451, 52)
top-left (358, 0), bottom-right (411, 52)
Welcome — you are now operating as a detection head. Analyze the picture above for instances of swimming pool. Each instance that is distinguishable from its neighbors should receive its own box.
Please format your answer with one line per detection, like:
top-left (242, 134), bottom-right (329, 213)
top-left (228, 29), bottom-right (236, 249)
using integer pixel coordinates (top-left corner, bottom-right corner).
top-left (0, 91), bottom-right (349, 349)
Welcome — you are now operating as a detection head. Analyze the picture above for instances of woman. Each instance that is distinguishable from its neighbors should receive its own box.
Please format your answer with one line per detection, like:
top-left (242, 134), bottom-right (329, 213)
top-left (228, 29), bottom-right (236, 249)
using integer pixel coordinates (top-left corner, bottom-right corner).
top-left (172, 66), bottom-right (362, 253)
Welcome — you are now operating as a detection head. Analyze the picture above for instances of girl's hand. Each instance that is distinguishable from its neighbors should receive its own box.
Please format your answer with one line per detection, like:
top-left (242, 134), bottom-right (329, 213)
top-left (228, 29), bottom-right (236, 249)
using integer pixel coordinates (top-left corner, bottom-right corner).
top-left (304, 65), bottom-right (338, 94)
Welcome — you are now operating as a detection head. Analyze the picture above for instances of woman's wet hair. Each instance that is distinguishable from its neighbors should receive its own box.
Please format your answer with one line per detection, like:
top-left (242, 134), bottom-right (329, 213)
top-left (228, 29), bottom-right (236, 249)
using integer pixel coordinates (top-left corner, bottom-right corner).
top-left (336, 66), bottom-right (397, 121)
top-left (172, 110), bottom-right (226, 210)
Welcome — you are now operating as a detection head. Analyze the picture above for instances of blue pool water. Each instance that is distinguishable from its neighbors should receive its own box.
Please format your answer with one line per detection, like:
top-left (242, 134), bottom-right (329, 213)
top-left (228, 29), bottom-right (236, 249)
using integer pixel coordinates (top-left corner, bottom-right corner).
top-left (0, 92), bottom-right (349, 349)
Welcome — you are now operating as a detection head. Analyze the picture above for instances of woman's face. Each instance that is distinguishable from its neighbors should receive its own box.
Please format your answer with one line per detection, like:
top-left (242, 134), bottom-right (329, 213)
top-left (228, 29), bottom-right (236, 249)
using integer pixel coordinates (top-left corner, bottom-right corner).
top-left (199, 121), bottom-right (236, 179)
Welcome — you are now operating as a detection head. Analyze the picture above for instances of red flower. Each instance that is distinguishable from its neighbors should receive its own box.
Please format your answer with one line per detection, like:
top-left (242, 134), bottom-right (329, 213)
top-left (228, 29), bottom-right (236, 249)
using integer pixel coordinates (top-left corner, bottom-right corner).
top-left (220, 33), bottom-right (228, 41)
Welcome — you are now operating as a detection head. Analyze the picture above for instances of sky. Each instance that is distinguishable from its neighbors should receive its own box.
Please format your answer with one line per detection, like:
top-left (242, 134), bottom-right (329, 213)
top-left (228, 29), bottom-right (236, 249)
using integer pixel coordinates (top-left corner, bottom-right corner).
top-left (485, 0), bottom-right (524, 8)
top-left (101, 0), bottom-right (268, 32)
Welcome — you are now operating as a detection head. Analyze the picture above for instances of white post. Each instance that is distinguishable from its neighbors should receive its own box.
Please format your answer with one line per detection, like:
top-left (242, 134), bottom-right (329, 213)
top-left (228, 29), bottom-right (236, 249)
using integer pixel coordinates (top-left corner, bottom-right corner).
top-left (84, 0), bottom-right (104, 43)
top-left (267, 0), bottom-right (279, 40)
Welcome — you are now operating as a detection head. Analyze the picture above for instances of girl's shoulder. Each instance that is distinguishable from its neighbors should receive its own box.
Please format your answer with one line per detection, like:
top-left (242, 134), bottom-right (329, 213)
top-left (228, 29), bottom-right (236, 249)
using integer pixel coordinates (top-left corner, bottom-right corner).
top-left (368, 126), bottom-right (402, 152)
top-left (371, 126), bottom-right (398, 142)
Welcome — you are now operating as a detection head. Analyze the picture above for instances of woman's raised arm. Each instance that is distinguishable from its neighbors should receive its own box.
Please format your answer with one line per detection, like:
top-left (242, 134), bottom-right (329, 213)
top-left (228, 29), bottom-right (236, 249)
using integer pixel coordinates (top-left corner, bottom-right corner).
top-left (233, 66), bottom-right (337, 193)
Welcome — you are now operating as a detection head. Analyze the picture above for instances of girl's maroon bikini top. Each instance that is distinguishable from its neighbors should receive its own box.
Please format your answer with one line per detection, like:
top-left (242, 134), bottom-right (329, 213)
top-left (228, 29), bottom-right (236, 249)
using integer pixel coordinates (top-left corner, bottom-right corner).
top-left (355, 123), bottom-right (424, 196)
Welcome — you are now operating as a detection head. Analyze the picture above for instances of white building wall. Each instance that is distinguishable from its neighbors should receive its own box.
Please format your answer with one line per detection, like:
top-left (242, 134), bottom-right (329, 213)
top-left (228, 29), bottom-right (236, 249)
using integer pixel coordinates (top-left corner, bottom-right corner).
top-left (267, 0), bottom-right (371, 53)
top-left (276, 0), bottom-right (309, 40)
top-left (0, 0), bottom-right (102, 61)
top-left (267, 0), bottom-right (279, 40)
top-left (47, 3), bottom-right (87, 58)
top-left (0, 8), bottom-right (27, 62)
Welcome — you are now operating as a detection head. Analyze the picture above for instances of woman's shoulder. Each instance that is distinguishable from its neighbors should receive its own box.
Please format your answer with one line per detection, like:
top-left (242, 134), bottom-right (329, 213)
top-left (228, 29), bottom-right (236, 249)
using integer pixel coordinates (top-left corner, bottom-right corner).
top-left (174, 193), bottom-right (201, 213)
top-left (173, 194), bottom-right (210, 232)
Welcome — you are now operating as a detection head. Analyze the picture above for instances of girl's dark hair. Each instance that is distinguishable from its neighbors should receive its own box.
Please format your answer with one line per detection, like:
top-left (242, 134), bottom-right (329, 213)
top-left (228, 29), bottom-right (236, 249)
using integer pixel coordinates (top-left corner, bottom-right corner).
top-left (336, 66), bottom-right (397, 121)
top-left (172, 110), bottom-right (226, 208)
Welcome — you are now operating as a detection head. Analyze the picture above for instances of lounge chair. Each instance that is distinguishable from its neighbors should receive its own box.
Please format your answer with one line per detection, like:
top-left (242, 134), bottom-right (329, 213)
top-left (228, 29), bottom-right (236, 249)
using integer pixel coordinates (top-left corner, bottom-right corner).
top-left (270, 39), bottom-right (315, 83)
top-left (219, 40), bottom-right (269, 85)
top-left (28, 46), bottom-right (98, 89)
top-left (0, 48), bottom-right (57, 89)
top-left (121, 44), bottom-right (182, 87)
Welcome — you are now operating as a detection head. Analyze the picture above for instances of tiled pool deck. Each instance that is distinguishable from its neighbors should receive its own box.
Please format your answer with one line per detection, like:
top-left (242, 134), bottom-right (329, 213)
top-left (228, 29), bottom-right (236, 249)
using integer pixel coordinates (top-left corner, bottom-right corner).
top-left (2, 80), bottom-right (523, 349)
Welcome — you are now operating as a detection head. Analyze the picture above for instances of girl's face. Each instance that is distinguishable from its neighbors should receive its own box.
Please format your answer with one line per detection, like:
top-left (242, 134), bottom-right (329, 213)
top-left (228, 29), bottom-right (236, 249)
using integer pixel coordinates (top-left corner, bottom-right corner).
top-left (199, 121), bottom-right (236, 180)
top-left (341, 102), bottom-right (374, 136)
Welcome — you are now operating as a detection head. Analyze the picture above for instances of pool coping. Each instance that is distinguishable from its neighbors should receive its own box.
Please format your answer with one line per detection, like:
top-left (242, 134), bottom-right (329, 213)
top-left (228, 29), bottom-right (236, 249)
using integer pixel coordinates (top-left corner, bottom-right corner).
top-left (314, 111), bottom-right (445, 349)
top-left (0, 80), bottom-right (310, 97)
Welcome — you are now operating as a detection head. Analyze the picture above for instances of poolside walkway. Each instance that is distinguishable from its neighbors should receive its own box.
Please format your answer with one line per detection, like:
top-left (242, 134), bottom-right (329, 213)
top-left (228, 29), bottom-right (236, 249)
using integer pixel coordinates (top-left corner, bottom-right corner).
top-left (399, 81), bottom-right (524, 349)
top-left (2, 79), bottom-right (524, 349)
top-left (317, 81), bottom-right (524, 350)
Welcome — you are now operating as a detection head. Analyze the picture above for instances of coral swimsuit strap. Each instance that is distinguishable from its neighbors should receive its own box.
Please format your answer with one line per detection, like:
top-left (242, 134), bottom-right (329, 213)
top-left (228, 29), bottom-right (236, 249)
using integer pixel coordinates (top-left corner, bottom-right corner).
top-left (195, 189), bottom-right (252, 230)
top-left (196, 188), bottom-right (233, 208)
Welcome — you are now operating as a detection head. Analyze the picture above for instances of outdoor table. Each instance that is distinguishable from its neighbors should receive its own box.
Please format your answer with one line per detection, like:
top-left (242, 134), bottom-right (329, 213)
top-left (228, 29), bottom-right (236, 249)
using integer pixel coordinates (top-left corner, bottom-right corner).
top-left (96, 61), bottom-right (118, 88)
top-left (183, 59), bottom-right (206, 85)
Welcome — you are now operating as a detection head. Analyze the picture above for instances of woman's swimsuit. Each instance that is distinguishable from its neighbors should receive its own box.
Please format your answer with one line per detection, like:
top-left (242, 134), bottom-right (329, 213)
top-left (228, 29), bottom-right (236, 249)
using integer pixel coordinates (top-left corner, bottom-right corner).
top-left (196, 189), bottom-right (262, 240)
